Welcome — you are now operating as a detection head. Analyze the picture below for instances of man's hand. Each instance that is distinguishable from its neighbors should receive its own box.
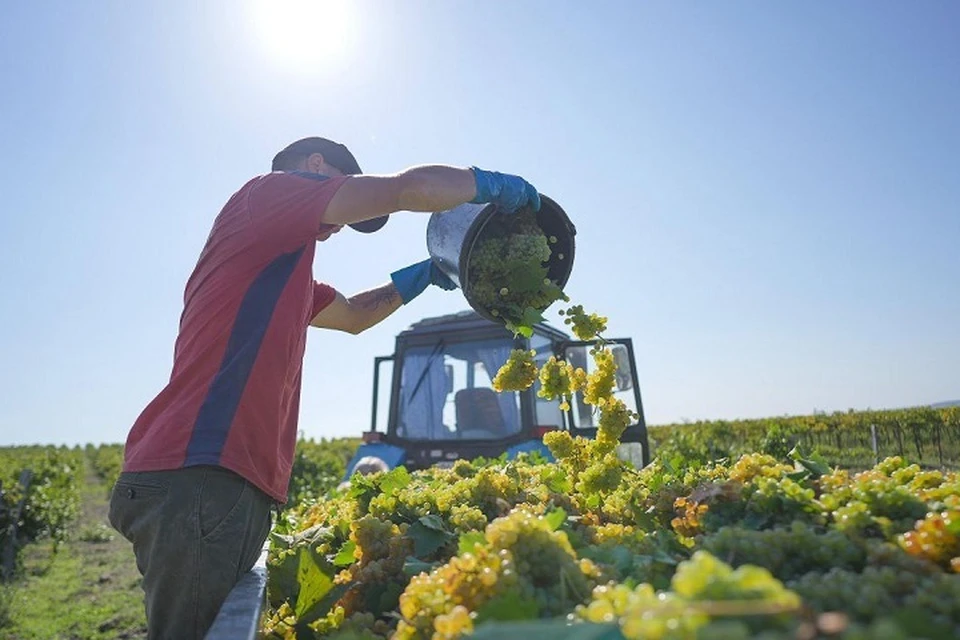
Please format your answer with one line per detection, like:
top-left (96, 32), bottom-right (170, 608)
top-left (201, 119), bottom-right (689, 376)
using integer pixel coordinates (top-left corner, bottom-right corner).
top-left (390, 259), bottom-right (457, 305)
top-left (470, 167), bottom-right (541, 213)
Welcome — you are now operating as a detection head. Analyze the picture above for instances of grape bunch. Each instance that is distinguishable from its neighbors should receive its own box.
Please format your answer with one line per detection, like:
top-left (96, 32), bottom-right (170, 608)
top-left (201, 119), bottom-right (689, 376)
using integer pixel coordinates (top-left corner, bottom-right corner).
top-left (559, 304), bottom-right (608, 340)
top-left (466, 208), bottom-right (568, 335)
top-left (395, 508), bottom-right (598, 639)
top-left (536, 355), bottom-right (586, 411)
top-left (583, 348), bottom-right (617, 407)
top-left (492, 349), bottom-right (538, 392)
top-left (597, 398), bottom-right (637, 452)
top-left (699, 521), bottom-right (867, 580)
top-left (899, 508), bottom-right (960, 572)
top-left (574, 551), bottom-right (801, 640)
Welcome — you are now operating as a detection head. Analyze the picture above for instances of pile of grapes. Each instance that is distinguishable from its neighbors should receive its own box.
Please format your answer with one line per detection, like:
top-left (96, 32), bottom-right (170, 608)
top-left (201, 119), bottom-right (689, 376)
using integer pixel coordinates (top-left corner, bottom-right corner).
top-left (262, 306), bottom-right (960, 640)
top-left (465, 207), bottom-right (568, 337)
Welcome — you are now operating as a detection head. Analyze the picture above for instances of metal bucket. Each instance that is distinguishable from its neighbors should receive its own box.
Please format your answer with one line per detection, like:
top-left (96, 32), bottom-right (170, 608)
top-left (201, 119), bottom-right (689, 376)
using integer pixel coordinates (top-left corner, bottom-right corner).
top-left (426, 196), bottom-right (577, 323)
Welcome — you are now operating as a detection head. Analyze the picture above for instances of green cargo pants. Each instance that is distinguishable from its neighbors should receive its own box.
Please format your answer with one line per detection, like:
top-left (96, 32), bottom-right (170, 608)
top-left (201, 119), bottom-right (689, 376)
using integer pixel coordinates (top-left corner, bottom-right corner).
top-left (108, 465), bottom-right (274, 640)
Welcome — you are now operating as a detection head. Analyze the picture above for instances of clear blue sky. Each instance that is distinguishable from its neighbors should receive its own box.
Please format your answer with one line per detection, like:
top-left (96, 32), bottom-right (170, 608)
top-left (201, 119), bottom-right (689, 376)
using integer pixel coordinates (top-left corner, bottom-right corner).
top-left (1, 1), bottom-right (958, 447)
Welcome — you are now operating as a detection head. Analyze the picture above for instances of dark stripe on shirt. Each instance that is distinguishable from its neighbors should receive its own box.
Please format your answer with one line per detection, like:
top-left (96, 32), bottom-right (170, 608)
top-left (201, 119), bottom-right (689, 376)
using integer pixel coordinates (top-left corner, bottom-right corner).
top-left (184, 247), bottom-right (305, 466)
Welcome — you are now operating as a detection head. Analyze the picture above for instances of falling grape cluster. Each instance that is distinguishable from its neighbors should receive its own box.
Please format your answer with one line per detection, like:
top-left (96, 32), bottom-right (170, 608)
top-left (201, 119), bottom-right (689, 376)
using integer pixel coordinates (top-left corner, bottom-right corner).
top-left (491, 349), bottom-right (538, 392)
top-left (559, 304), bottom-right (608, 341)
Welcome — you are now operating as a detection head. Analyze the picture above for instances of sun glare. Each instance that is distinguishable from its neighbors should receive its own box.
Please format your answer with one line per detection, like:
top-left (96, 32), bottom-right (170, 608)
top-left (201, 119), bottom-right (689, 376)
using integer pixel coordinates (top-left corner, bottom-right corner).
top-left (251, 0), bottom-right (356, 66)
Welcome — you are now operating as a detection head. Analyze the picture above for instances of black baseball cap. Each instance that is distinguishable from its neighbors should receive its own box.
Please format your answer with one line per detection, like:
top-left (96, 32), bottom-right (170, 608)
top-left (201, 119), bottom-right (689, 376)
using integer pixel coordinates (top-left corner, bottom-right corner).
top-left (271, 136), bottom-right (389, 233)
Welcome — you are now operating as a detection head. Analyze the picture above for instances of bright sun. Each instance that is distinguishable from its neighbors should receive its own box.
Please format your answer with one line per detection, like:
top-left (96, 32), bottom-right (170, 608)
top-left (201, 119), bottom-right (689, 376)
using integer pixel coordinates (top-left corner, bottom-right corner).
top-left (250, 0), bottom-right (356, 66)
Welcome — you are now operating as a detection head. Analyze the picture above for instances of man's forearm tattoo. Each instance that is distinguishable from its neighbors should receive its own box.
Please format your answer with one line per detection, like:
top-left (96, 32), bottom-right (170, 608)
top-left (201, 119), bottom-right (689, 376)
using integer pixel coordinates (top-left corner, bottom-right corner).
top-left (355, 285), bottom-right (399, 310)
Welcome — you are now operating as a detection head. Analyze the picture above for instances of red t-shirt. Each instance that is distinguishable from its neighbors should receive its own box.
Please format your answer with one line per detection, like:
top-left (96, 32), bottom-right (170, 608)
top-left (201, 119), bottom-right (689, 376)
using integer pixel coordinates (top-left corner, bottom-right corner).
top-left (122, 172), bottom-right (347, 503)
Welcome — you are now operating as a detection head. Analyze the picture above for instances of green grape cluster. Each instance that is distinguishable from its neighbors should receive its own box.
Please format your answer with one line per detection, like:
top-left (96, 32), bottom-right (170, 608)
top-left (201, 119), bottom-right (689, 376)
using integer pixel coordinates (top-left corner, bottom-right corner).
top-left (903, 571), bottom-right (960, 635)
top-left (351, 514), bottom-right (395, 563)
top-left (699, 522), bottom-right (867, 580)
top-left (396, 508), bottom-right (598, 639)
top-left (597, 398), bottom-right (637, 452)
top-left (492, 349), bottom-right (538, 392)
top-left (485, 508), bottom-right (599, 614)
top-left (395, 546), bottom-right (511, 640)
top-left (583, 348), bottom-right (617, 406)
top-left (788, 565), bottom-right (924, 622)
top-left (536, 355), bottom-right (586, 411)
top-left (466, 208), bottom-right (568, 334)
top-left (576, 453), bottom-right (624, 495)
top-left (575, 551), bottom-right (801, 639)
top-left (336, 515), bottom-right (414, 617)
top-left (560, 304), bottom-right (608, 340)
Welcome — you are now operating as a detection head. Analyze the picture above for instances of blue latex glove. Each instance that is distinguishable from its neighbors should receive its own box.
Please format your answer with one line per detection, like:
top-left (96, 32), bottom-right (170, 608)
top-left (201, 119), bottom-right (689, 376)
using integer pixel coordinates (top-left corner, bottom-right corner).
top-left (390, 259), bottom-right (457, 304)
top-left (469, 167), bottom-right (541, 213)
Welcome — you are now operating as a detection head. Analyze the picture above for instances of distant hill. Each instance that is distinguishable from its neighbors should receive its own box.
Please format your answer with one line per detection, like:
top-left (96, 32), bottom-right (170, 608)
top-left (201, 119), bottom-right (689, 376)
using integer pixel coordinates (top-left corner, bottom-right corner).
top-left (931, 399), bottom-right (960, 408)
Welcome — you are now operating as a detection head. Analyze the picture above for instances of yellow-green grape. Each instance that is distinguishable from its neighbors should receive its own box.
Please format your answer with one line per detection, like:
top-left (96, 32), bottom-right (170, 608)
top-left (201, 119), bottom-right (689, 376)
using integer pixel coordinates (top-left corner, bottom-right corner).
top-left (351, 514), bottom-right (394, 563)
top-left (596, 398), bottom-right (636, 453)
top-left (576, 453), bottom-right (624, 495)
top-left (450, 504), bottom-right (488, 532)
top-left (395, 546), bottom-right (515, 640)
top-left (537, 356), bottom-right (577, 401)
top-left (576, 583), bottom-right (706, 640)
top-left (899, 509), bottom-right (960, 570)
top-left (583, 348), bottom-right (616, 406)
top-left (484, 508), bottom-right (597, 615)
top-left (433, 605), bottom-right (474, 639)
top-left (493, 349), bottom-right (539, 392)
top-left (543, 430), bottom-right (576, 461)
top-left (562, 304), bottom-right (608, 340)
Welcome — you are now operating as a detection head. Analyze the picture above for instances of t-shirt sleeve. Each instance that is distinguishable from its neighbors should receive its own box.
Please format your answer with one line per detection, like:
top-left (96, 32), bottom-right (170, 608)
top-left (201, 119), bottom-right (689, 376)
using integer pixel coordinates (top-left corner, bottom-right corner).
top-left (312, 281), bottom-right (338, 318)
top-left (247, 173), bottom-right (350, 254)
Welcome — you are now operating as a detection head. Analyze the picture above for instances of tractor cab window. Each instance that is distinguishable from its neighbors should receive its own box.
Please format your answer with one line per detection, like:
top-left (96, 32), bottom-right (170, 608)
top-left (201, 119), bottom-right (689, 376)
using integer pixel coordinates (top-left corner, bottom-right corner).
top-left (396, 338), bottom-right (522, 441)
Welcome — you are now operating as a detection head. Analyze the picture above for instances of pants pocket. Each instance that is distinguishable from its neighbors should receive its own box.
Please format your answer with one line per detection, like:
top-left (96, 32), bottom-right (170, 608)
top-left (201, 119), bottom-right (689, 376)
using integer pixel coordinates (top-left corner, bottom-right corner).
top-left (109, 477), bottom-right (169, 542)
top-left (197, 467), bottom-right (249, 542)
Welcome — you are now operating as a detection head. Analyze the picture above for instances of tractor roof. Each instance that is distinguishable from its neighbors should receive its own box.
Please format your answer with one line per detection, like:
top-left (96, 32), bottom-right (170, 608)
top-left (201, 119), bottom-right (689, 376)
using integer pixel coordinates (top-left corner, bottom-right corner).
top-left (398, 309), bottom-right (569, 342)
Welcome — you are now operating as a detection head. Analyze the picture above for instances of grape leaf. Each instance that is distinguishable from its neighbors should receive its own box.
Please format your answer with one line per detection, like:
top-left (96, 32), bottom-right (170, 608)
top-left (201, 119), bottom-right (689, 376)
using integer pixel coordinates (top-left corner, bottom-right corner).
top-left (379, 465), bottom-right (411, 497)
top-left (294, 546), bottom-right (337, 619)
top-left (788, 445), bottom-right (831, 478)
top-left (507, 263), bottom-right (549, 293)
top-left (409, 515), bottom-right (454, 557)
top-left (458, 531), bottom-right (486, 554)
top-left (363, 581), bottom-right (405, 617)
top-left (295, 582), bottom-right (351, 630)
top-left (520, 306), bottom-right (546, 327)
top-left (475, 592), bottom-right (540, 622)
top-left (417, 513), bottom-right (447, 532)
top-left (545, 507), bottom-right (567, 531)
top-left (332, 540), bottom-right (357, 567)
top-left (403, 556), bottom-right (439, 577)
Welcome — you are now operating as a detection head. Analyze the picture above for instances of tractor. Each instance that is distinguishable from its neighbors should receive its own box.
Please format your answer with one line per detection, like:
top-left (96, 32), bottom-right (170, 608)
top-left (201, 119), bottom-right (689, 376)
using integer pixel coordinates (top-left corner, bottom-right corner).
top-left (343, 309), bottom-right (650, 479)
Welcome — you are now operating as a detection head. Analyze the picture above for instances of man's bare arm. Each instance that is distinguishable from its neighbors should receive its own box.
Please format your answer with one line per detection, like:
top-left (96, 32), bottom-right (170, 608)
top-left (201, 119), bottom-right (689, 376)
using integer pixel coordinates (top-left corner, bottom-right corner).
top-left (310, 284), bottom-right (403, 334)
top-left (320, 165), bottom-right (477, 227)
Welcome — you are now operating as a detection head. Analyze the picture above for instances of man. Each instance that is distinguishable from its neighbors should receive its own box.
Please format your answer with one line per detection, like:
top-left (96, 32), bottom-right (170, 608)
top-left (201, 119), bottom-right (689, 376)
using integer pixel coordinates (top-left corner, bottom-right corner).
top-left (108, 136), bottom-right (540, 640)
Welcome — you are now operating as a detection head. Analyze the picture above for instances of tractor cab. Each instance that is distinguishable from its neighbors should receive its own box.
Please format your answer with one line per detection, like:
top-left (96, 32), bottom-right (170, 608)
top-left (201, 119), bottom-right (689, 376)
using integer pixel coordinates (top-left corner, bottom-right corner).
top-left (344, 310), bottom-right (650, 478)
